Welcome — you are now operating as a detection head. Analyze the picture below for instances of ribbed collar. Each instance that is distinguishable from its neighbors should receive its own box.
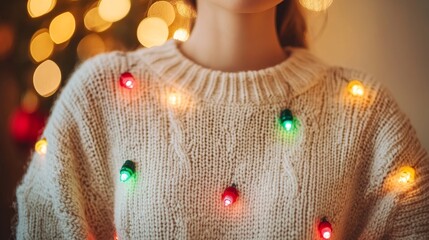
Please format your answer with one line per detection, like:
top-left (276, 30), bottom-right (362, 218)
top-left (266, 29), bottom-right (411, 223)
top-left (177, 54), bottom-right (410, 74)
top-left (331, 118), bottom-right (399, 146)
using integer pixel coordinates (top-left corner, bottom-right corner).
top-left (138, 39), bottom-right (330, 105)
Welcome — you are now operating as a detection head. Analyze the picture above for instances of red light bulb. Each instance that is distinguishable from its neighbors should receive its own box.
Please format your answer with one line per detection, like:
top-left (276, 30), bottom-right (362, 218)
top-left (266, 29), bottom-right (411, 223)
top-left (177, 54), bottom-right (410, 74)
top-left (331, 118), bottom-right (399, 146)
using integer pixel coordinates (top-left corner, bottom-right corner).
top-left (318, 218), bottom-right (332, 239)
top-left (222, 185), bottom-right (239, 207)
top-left (119, 72), bottom-right (135, 89)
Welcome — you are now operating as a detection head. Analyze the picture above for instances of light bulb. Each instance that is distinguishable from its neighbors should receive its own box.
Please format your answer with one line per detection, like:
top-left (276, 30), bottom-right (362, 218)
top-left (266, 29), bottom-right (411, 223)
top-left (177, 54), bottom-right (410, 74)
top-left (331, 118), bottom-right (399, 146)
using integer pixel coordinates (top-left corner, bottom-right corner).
top-left (318, 218), bottom-right (332, 239)
top-left (120, 160), bottom-right (136, 182)
top-left (119, 72), bottom-right (135, 89)
top-left (222, 185), bottom-right (239, 207)
top-left (35, 138), bottom-right (47, 156)
top-left (348, 80), bottom-right (365, 97)
top-left (397, 166), bottom-right (415, 184)
top-left (280, 109), bottom-right (294, 131)
top-left (168, 92), bottom-right (180, 106)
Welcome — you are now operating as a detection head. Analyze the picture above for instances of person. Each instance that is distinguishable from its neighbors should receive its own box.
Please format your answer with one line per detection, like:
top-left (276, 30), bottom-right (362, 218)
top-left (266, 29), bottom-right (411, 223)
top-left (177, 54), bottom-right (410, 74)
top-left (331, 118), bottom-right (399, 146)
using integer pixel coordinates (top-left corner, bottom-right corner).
top-left (15, 0), bottom-right (429, 239)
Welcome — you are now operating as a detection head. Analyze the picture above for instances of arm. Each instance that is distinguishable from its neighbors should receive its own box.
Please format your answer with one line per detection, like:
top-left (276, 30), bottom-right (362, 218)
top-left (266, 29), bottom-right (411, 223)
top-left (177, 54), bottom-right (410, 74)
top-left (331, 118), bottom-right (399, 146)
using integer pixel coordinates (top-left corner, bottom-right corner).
top-left (360, 84), bottom-right (429, 239)
top-left (15, 54), bottom-right (119, 239)
top-left (379, 92), bottom-right (429, 239)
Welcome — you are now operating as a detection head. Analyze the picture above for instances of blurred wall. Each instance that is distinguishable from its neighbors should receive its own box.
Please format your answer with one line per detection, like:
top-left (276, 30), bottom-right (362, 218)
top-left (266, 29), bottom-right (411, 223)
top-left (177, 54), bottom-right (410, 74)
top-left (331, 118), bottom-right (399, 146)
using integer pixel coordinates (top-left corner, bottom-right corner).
top-left (307, 0), bottom-right (429, 151)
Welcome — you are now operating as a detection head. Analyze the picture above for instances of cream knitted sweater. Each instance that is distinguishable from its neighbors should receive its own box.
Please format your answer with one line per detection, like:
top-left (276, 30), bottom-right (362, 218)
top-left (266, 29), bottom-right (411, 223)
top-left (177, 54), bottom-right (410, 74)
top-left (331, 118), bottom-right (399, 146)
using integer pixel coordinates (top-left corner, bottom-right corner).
top-left (15, 39), bottom-right (429, 239)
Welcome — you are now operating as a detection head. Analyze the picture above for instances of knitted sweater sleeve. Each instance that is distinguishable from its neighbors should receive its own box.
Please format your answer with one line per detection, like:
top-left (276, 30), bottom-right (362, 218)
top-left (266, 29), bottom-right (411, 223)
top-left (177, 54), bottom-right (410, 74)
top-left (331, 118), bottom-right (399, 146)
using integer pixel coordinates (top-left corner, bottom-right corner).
top-left (364, 84), bottom-right (429, 239)
top-left (15, 54), bottom-right (117, 239)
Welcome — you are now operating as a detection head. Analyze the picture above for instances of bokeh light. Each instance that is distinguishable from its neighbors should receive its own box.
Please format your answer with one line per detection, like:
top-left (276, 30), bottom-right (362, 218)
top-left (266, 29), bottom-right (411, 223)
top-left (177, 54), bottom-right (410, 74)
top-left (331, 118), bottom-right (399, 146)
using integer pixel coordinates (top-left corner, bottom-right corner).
top-left (49, 12), bottom-right (76, 44)
top-left (173, 28), bottom-right (189, 42)
top-left (98, 0), bottom-right (131, 22)
top-left (148, 1), bottom-right (176, 26)
top-left (84, 7), bottom-right (112, 32)
top-left (27, 0), bottom-right (57, 18)
top-left (30, 29), bottom-right (54, 62)
top-left (137, 17), bottom-right (169, 48)
top-left (175, 0), bottom-right (196, 18)
top-left (299, 0), bottom-right (333, 12)
top-left (21, 90), bottom-right (40, 113)
top-left (33, 60), bottom-right (62, 97)
top-left (77, 34), bottom-right (106, 60)
top-left (0, 24), bottom-right (14, 59)
top-left (9, 109), bottom-right (46, 145)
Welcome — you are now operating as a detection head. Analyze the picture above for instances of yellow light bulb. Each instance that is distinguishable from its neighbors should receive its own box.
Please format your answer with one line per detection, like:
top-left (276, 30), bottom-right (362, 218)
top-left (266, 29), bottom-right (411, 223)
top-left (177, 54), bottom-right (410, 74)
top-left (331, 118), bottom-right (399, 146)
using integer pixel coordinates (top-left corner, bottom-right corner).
top-left (168, 93), bottom-right (180, 105)
top-left (35, 138), bottom-right (48, 156)
top-left (348, 80), bottom-right (365, 96)
top-left (398, 166), bottom-right (415, 184)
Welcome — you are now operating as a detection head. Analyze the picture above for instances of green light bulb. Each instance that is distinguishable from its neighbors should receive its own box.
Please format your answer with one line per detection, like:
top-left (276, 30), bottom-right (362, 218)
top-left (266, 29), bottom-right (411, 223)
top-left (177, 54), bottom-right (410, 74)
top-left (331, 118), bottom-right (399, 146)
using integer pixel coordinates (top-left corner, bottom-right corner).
top-left (283, 121), bottom-right (293, 131)
top-left (120, 171), bottom-right (131, 182)
top-left (280, 108), bottom-right (294, 131)
top-left (120, 160), bottom-right (136, 182)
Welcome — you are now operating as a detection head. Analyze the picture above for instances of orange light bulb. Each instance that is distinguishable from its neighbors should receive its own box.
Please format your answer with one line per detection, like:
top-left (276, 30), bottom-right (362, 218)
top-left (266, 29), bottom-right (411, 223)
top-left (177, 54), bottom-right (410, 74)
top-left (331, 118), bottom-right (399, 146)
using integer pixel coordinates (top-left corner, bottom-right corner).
top-left (398, 166), bottom-right (415, 184)
top-left (347, 80), bottom-right (365, 96)
top-left (35, 138), bottom-right (47, 156)
top-left (168, 92), bottom-right (181, 106)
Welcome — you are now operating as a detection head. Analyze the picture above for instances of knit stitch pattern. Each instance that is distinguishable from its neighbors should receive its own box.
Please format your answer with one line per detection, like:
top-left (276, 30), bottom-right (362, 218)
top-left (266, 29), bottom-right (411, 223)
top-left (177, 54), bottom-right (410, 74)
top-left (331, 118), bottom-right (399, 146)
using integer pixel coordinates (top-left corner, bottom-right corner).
top-left (15, 39), bottom-right (429, 239)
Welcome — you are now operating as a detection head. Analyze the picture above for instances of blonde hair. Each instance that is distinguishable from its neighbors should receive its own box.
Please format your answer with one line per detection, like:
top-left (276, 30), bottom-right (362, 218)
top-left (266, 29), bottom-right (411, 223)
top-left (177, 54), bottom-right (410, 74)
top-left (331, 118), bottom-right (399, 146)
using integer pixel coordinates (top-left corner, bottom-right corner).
top-left (182, 0), bottom-right (308, 48)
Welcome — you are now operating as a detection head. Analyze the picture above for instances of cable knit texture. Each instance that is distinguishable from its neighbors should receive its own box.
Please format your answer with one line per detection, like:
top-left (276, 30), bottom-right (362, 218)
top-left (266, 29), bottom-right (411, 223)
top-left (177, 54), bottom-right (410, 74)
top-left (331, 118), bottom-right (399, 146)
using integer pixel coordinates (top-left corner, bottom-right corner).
top-left (15, 39), bottom-right (429, 239)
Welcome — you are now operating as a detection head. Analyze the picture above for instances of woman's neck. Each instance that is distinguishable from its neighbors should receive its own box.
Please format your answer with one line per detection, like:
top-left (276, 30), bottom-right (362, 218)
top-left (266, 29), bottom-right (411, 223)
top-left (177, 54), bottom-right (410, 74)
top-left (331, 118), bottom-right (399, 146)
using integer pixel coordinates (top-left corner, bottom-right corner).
top-left (179, 1), bottom-right (288, 72)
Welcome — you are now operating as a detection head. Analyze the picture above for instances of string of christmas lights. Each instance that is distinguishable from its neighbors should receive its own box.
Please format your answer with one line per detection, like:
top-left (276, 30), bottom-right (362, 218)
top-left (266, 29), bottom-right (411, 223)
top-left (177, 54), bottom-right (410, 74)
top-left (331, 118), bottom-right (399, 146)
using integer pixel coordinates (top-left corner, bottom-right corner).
top-left (33, 72), bottom-right (418, 239)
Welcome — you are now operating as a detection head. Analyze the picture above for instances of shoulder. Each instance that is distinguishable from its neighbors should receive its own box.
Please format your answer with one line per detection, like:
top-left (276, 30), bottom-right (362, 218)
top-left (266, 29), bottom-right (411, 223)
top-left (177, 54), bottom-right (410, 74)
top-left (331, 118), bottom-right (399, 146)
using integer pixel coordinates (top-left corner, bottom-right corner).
top-left (46, 46), bottom-right (165, 130)
top-left (63, 44), bottom-right (166, 97)
top-left (290, 48), bottom-right (386, 104)
top-left (65, 51), bottom-right (128, 92)
top-left (313, 64), bottom-right (414, 139)
top-left (335, 66), bottom-right (405, 115)
top-left (327, 66), bottom-right (418, 151)
top-left (54, 49), bottom-right (148, 112)
top-left (319, 65), bottom-right (398, 111)
top-left (320, 65), bottom-right (381, 97)
top-left (44, 51), bottom-right (129, 133)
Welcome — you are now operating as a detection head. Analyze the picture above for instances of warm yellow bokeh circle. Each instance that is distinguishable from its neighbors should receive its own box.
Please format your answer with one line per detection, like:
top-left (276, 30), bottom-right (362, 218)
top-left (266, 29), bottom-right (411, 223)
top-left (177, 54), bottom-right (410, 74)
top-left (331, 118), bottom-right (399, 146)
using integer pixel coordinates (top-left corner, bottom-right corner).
top-left (49, 12), bottom-right (76, 44)
top-left (30, 29), bottom-right (54, 62)
top-left (98, 0), bottom-right (131, 22)
top-left (148, 1), bottom-right (176, 26)
top-left (33, 60), bottom-right (62, 97)
top-left (137, 17), bottom-right (169, 48)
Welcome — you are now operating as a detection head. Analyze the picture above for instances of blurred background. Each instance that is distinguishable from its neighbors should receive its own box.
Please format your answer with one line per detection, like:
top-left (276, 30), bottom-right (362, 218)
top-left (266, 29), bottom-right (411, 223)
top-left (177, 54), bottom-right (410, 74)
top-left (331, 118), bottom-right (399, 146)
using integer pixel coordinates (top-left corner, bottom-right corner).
top-left (0, 0), bottom-right (428, 238)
